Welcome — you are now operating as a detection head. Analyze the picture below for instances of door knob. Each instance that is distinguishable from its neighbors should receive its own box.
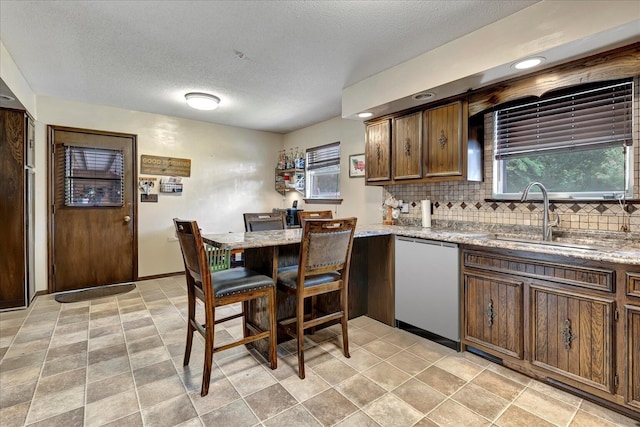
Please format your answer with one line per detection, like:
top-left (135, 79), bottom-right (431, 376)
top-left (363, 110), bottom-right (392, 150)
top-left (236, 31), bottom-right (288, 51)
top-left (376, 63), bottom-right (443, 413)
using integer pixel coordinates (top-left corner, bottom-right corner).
top-left (124, 215), bottom-right (131, 223)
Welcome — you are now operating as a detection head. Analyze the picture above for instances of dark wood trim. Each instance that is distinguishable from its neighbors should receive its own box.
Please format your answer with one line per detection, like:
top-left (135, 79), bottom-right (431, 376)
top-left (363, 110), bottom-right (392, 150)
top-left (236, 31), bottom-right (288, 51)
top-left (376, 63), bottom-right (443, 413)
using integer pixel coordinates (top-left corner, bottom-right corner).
top-left (137, 271), bottom-right (184, 281)
top-left (46, 125), bottom-right (138, 293)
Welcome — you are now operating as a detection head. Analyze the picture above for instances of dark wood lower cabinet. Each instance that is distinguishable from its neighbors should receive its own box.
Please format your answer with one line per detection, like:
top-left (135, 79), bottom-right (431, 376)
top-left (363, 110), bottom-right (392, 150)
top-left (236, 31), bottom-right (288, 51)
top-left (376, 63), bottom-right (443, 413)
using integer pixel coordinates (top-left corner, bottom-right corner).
top-left (531, 285), bottom-right (614, 393)
top-left (462, 246), bottom-right (640, 418)
top-left (627, 304), bottom-right (640, 410)
top-left (464, 272), bottom-right (523, 359)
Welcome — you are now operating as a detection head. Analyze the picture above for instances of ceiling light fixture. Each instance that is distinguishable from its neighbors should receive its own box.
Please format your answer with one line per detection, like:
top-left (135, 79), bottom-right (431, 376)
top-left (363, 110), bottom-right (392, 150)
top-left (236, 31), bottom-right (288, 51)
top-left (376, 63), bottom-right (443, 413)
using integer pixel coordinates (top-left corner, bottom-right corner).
top-left (512, 56), bottom-right (545, 70)
top-left (0, 94), bottom-right (16, 102)
top-left (412, 92), bottom-right (435, 101)
top-left (185, 92), bottom-right (220, 110)
top-left (358, 112), bottom-right (373, 118)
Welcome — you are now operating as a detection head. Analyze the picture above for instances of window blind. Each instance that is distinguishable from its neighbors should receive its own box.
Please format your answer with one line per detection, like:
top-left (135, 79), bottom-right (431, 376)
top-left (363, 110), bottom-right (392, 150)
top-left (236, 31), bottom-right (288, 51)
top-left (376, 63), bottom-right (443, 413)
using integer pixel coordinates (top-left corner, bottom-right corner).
top-left (494, 80), bottom-right (633, 160)
top-left (306, 142), bottom-right (340, 170)
top-left (64, 145), bottom-right (124, 207)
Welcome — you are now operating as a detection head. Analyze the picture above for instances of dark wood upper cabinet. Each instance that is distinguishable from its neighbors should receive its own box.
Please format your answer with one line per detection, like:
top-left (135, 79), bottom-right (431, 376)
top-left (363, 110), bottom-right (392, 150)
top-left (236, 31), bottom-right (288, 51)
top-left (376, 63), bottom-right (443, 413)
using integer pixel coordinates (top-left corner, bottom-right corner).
top-left (365, 119), bottom-right (391, 182)
top-left (423, 101), bottom-right (463, 177)
top-left (393, 112), bottom-right (422, 180)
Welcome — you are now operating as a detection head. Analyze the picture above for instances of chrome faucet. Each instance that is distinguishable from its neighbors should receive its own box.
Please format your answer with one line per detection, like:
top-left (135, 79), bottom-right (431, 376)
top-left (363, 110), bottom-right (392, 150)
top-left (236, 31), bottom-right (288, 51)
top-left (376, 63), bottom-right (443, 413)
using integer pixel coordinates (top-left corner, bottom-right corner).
top-left (521, 182), bottom-right (558, 241)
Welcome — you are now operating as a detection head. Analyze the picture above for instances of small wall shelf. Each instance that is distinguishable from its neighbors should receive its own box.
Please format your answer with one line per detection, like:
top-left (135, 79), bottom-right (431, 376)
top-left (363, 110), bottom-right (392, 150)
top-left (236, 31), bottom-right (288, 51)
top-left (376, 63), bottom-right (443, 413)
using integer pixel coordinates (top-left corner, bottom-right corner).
top-left (275, 168), bottom-right (304, 196)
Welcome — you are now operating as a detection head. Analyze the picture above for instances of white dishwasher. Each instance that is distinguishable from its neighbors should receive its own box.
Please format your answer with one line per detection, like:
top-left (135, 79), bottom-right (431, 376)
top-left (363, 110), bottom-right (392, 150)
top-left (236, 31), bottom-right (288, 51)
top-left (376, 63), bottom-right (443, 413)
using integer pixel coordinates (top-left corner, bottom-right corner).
top-left (394, 236), bottom-right (460, 350)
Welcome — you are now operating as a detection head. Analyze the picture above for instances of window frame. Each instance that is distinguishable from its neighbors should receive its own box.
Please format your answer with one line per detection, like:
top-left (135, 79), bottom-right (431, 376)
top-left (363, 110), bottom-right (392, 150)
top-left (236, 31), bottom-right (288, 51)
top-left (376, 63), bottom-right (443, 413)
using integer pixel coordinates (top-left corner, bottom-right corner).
top-left (492, 79), bottom-right (635, 201)
top-left (304, 142), bottom-right (342, 204)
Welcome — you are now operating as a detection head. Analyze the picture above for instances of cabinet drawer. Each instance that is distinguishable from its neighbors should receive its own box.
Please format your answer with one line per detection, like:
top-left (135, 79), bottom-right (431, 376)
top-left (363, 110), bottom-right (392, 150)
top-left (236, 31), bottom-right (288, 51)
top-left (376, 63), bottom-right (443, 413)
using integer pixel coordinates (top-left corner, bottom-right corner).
top-left (531, 285), bottom-right (615, 393)
top-left (627, 273), bottom-right (640, 299)
top-left (463, 272), bottom-right (523, 359)
top-left (463, 250), bottom-right (614, 292)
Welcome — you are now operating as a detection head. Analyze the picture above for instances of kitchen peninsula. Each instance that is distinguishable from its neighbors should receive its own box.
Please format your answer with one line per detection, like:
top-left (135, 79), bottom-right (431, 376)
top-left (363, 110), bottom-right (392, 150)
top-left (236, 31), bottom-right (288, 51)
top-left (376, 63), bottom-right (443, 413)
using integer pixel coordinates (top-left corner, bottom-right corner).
top-left (203, 224), bottom-right (640, 418)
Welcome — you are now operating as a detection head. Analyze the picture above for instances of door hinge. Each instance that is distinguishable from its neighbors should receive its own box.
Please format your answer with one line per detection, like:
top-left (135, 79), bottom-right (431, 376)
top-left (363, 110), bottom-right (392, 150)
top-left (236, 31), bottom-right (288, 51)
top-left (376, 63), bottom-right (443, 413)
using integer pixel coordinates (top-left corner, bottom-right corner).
top-left (614, 374), bottom-right (619, 389)
top-left (52, 204), bottom-right (55, 215)
top-left (52, 264), bottom-right (56, 275)
top-left (614, 309), bottom-right (619, 322)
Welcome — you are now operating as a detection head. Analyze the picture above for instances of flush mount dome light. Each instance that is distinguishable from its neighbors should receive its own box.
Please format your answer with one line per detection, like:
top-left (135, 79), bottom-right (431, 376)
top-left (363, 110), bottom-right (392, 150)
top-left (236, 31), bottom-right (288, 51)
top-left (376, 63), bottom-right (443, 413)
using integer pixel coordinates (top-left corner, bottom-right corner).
top-left (412, 92), bottom-right (435, 101)
top-left (512, 56), bottom-right (545, 70)
top-left (358, 112), bottom-right (373, 118)
top-left (0, 94), bottom-right (16, 102)
top-left (185, 92), bottom-right (220, 110)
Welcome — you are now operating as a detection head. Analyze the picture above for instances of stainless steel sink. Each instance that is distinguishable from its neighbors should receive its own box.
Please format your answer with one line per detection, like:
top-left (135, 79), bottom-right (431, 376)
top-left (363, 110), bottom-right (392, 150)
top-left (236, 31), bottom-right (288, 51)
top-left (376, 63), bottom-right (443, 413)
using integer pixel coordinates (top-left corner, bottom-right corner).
top-left (491, 235), bottom-right (603, 251)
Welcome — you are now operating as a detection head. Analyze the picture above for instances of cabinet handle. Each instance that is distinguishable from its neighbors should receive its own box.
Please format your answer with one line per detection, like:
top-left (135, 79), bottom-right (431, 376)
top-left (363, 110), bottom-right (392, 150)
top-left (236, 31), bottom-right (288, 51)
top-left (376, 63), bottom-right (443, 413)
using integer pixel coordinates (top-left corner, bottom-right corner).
top-left (485, 299), bottom-right (496, 327)
top-left (404, 138), bottom-right (411, 156)
top-left (376, 143), bottom-right (382, 160)
top-left (438, 130), bottom-right (448, 148)
top-left (561, 319), bottom-right (577, 350)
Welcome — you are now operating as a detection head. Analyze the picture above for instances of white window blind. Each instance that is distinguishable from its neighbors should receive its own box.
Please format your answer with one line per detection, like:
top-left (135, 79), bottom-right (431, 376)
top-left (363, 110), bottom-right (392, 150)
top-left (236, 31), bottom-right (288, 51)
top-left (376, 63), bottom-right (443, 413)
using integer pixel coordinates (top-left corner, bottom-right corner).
top-left (64, 145), bottom-right (124, 207)
top-left (306, 142), bottom-right (340, 170)
top-left (494, 80), bottom-right (633, 160)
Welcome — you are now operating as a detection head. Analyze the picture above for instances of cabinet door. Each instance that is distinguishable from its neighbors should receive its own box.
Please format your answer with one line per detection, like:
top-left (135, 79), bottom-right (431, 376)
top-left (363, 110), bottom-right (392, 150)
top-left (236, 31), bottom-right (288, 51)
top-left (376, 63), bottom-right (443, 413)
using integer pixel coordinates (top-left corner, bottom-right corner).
top-left (393, 112), bottom-right (421, 180)
top-left (365, 119), bottom-right (391, 182)
top-left (531, 285), bottom-right (615, 393)
top-left (627, 305), bottom-right (640, 409)
top-left (424, 101), bottom-right (463, 177)
top-left (464, 272), bottom-right (523, 359)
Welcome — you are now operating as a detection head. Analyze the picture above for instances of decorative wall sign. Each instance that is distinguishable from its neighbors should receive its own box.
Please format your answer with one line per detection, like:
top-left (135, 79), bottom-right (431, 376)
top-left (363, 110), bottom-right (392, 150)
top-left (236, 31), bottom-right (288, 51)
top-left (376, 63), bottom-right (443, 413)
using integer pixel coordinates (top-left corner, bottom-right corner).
top-left (140, 155), bottom-right (191, 177)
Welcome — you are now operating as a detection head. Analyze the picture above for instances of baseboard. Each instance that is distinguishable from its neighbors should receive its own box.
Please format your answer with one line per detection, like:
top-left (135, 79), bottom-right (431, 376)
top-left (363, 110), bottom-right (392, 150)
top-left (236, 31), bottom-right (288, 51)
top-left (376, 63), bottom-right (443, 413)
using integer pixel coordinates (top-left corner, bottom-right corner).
top-left (395, 319), bottom-right (461, 352)
top-left (137, 271), bottom-right (184, 281)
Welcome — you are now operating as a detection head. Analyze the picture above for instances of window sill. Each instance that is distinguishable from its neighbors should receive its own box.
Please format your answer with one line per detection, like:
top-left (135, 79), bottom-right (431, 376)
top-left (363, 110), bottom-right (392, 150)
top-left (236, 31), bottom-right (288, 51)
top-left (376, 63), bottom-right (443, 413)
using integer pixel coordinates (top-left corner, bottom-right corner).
top-left (303, 198), bottom-right (343, 205)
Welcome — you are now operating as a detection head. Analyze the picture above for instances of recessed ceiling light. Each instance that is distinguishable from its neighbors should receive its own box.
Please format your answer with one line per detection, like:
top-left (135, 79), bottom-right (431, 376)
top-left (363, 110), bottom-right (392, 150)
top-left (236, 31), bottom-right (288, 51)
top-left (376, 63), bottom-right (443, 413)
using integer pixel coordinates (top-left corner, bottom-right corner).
top-left (185, 92), bottom-right (220, 110)
top-left (412, 92), bottom-right (435, 101)
top-left (358, 112), bottom-right (373, 118)
top-left (512, 56), bottom-right (546, 70)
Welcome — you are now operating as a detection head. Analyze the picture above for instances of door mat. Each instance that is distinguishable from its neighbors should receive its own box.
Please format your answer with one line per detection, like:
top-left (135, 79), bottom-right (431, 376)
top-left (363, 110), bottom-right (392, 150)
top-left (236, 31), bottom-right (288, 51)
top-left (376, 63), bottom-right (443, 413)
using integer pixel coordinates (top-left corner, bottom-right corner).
top-left (54, 283), bottom-right (136, 303)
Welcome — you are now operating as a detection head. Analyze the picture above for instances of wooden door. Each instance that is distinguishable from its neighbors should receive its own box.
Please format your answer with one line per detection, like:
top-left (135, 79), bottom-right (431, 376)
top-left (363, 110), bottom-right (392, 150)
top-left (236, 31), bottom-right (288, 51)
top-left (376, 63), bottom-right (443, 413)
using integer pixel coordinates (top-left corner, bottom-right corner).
top-left (49, 126), bottom-right (136, 293)
top-left (0, 109), bottom-right (26, 308)
top-left (531, 285), bottom-right (615, 393)
top-left (393, 112), bottom-right (422, 180)
top-left (424, 101), bottom-right (463, 177)
top-left (463, 272), bottom-right (523, 359)
top-left (365, 119), bottom-right (391, 182)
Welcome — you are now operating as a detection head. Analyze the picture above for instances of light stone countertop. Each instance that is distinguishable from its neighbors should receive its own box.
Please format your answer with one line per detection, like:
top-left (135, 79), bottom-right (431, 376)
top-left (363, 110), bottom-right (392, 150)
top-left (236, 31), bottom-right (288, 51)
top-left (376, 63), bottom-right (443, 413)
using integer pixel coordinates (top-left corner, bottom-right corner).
top-left (203, 223), bottom-right (640, 266)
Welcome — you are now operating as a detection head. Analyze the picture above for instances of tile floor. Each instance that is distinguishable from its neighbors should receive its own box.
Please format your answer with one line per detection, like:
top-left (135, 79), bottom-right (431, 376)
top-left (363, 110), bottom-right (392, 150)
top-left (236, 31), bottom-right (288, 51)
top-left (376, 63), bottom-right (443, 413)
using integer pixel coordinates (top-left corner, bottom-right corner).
top-left (1, 276), bottom-right (638, 427)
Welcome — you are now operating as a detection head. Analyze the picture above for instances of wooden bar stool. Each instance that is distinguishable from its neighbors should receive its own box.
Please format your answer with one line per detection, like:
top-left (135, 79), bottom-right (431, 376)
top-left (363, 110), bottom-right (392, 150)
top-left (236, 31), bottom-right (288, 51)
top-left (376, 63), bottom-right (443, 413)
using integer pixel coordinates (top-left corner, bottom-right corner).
top-left (243, 212), bottom-right (286, 231)
top-left (173, 218), bottom-right (278, 396)
top-left (297, 210), bottom-right (333, 223)
top-left (276, 217), bottom-right (357, 379)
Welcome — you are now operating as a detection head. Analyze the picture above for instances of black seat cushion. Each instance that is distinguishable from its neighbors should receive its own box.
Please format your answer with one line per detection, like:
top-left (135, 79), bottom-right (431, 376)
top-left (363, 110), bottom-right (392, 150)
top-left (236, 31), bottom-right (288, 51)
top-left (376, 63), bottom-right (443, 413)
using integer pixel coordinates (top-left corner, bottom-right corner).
top-left (277, 267), bottom-right (340, 289)
top-left (208, 267), bottom-right (274, 298)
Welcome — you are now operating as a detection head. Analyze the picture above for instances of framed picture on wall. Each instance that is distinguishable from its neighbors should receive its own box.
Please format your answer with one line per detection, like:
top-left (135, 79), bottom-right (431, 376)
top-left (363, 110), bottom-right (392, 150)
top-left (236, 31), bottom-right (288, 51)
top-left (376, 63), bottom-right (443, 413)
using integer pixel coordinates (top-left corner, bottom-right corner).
top-left (349, 153), bottom-right (365, 178)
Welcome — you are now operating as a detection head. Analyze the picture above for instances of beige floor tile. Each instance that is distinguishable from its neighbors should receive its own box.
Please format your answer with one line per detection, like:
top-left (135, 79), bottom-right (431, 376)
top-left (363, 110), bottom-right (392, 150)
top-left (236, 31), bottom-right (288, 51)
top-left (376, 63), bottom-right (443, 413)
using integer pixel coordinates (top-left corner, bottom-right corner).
top-left (280, 370), bottom-right (331, 402)
top-left (452, 382), bottom-right (510, 421)
top-left (188, 378), bottom-right (240, 415)
top-left (86, 355), bottom-right (130, 383)
top-left (364, 393), bottom-right (423, 427)
top-left (405, 340), bottom-right (453, 363)
top-left (86, 370), bottom-right (135, 404)
top-left (435, 353), bottom-right (485, 381)
top-left (392, 378), bottom-right (447, 414)
top-left (142, 394), bottom-right (198, 427)
top-left (470, 369), bottom-right (525, 401)
top-left (362, 339), bottom-right (402, 360)
top-left (495, 405), bottom-right (555, 427)
top-left (303, 388), bottom-right (358, 426)
top-left (34, 366), bottom-right (86, 398)
top-left (0, 401), bottom-right (30, 426)
top-left (514, 388), bottom-right (578, 426)
top-left (0, 381), bottom-right (36, 409)
top-left (415, 366), bottom-right (466, 396)
top-left (528, 380), bottom-right (583, 407)
top-left (362, 361), bottom-right (411, 391)
top-left (334, 410), bottom-right (381, 427)
top-left (245, 383), bottom-right (298, 420)
top-left (427, 399), bottom-right (491, 427)
top-left (199, 398), bottom-right (258, 427)
top-left (579, 400), bottom-right (640, 427)
top-left (263, 404), bottom-right (322, 427)
top-left (569, 408), bottom-right (631, 426)
top-left (26, 385), bottom-right (85, 425)
top-left (27, 407), bottom-right (84, 427)
top-left (312, 357), bottom-right (358, 386)
top-left (227, 364), bottom-right (277, 396)
top-left (336, 374), bottom-right (386, 408)
top-left (387, 350), bottom-right (432, 375)
top-left (0, 364), bottom-right (42, 388)
top-left (487, 363), bottom-right (532, 386)
top-left (381, 329), bottom-right (420, 348)
top-left (341, 347), bottom-right (382, 372)
top-left (137, 375), bottom-right (186, 409)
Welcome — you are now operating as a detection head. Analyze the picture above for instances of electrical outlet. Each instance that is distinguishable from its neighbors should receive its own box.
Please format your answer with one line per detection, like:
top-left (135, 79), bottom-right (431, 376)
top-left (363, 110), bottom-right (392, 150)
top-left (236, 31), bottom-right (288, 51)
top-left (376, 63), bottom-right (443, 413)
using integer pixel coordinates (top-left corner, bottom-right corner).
top-left (401, 203), bottom-right (409, 213)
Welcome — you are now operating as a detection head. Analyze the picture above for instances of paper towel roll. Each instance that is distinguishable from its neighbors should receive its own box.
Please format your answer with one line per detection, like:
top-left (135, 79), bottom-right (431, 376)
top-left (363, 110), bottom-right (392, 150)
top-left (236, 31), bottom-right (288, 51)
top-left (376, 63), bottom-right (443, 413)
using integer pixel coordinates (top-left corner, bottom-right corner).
top-left (421, 199), bottom-right (431, 228)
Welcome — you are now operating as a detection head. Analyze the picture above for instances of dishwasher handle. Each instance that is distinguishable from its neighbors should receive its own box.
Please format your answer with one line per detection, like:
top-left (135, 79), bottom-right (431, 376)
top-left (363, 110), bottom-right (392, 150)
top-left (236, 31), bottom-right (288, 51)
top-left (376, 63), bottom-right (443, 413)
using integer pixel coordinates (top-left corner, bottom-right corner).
top-left (397, 236), bottom-right (457, 248)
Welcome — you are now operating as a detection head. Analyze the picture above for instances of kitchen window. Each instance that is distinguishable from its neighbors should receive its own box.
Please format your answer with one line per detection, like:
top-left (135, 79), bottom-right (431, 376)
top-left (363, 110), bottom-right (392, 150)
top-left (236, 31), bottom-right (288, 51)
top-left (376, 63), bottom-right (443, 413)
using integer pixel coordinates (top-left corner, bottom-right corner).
top-left (305, 142), bottom-right (342, 203)
top-left (493, 79), bottom-right (634, 200)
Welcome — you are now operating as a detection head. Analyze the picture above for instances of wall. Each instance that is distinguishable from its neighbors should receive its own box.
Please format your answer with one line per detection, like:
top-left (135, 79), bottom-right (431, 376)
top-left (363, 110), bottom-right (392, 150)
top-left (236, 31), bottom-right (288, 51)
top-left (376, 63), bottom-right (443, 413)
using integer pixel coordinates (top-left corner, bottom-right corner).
top-left (385, 86), bottom-right (640, 233)
top-left (283, 117), bottom-right (382, 225)
top-left (34, 97), bottom-right (284, 285)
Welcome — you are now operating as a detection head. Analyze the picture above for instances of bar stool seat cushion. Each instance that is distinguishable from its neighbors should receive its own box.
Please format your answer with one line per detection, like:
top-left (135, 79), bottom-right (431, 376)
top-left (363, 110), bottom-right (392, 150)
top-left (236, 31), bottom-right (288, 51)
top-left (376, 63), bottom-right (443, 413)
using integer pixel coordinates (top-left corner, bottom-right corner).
top-left (207, 268), bottom-right (275, 298)
top-left (277, 267), bottom-right (341, 289)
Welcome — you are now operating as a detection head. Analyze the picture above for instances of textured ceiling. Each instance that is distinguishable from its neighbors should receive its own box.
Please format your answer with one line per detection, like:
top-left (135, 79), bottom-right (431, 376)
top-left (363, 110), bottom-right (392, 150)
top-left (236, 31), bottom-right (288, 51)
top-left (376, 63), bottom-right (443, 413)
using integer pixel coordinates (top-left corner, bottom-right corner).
top-left (0, 0), bottom-right (540, 133)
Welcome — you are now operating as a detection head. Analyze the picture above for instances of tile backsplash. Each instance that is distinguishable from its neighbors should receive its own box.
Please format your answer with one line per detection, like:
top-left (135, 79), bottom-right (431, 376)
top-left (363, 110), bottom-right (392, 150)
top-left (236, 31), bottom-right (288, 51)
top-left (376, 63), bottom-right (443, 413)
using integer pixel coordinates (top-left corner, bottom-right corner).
top-left (384, 100), bottom-right (639, 234)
